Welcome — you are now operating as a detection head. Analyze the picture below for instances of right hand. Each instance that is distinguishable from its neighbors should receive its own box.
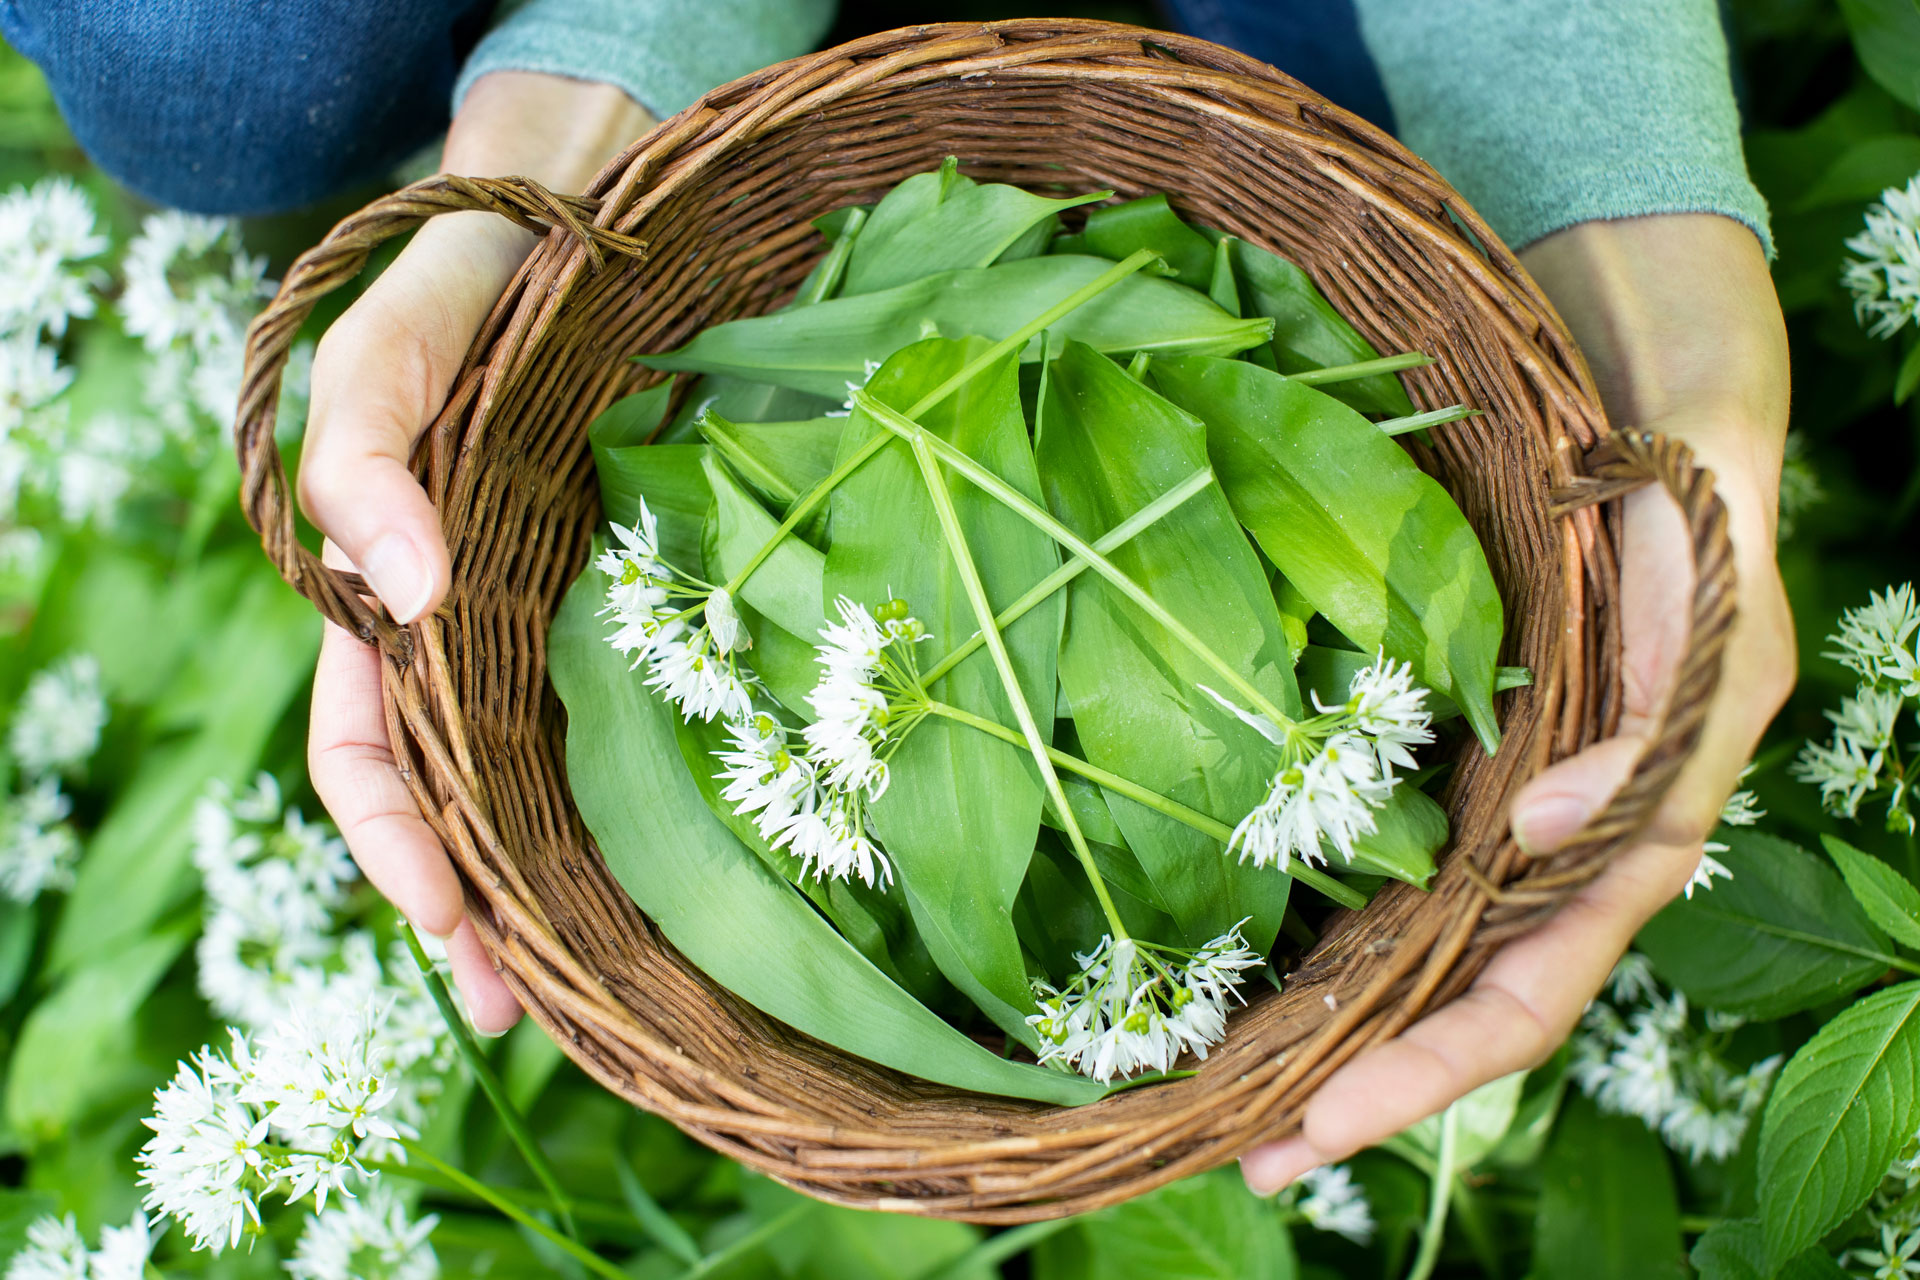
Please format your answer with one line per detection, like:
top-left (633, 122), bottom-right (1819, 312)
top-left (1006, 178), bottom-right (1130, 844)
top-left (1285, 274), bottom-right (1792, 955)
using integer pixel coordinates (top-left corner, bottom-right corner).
top-left (300, 73), bottom-right (652, 1032)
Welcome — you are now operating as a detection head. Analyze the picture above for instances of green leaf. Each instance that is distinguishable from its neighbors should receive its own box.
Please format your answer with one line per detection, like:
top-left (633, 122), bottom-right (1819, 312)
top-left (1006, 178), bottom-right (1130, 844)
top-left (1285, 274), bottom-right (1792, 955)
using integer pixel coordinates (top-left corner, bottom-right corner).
top-left (1823, 834), bottom-right (1920, 949)
top-left (589, 416), bottom-right (711, 571)
top-left (0, 1190), bottom-right (61, 1261)
top-left (0, 900), bottom-right (35, 1007)
top-left (701, 457), bottom-right (824, 714)
top-left (1034, 1168), bottom-right (1297, 1280)
top-left (743, 1177), bottom-right (991, 1280)
top-left (547, 570), bottom-right (1102, 1105)
top-left (1637, 829), bottom-right (1892, 1019)
top-left (1897, 337), bottom-right (1920, 406)
top-left (1152, 356), bottom-right (1504, 752)
top-left (1690, 1219), bottom-right (1852, 1280)
top-left (1223, 238), bottom-right (1414, 416)
top-left (659, 373), bottom-right (839, 443)
top-left (1385, 1072), bottom-right (1527, 1172)
top-left (826, 338), bottom-right (1056, 1043)
top-left (1078, 194), bottom-right (1218, 291)
top-left (1037, 341), bottom-right (1296, 951)
top-left (1840, 0), bottom-right (1920, 112)
top-left (697, 413), bottom-right (842, 507)
top-left (641, 255), bottom-right (1273, 398)
top-left (1758, 979), bottom-right (1920, 1268)
top-left (840, 158), bottom-right (1104, 296)
top-left (1795, 134), bottom-right (1920, 210)
top-left (1532, 1093), bottom-right (1687, 1280)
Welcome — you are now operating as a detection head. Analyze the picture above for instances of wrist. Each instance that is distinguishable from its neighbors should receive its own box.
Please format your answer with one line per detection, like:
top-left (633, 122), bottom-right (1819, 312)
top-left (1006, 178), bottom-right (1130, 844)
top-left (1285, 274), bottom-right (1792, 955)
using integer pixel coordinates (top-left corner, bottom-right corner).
top-left (444, 71), bottom-right (655, 193)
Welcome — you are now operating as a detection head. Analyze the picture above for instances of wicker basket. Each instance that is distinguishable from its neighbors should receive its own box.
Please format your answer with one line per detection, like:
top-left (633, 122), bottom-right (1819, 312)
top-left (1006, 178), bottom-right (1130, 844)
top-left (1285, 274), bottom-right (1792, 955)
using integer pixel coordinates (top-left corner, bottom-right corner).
top-left (234, 20), bottom-right (1733, 1221)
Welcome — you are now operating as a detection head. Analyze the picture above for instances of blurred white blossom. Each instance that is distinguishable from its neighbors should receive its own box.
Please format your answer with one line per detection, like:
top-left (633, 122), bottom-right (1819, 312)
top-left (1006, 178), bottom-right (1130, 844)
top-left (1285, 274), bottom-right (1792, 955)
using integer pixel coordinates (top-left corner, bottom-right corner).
top-left (5, 1211), bottom-right (154, 1280)
top-left (0, 178), bottom-right (108, 344)
top-left (1795, 585), bottom-right (1919, 834)
top-left (10, 654), bottom-right (106, 777)
top-left (0, 775), bottom-right (81, 903)
top-left (288, 1185), bottom-right (439, 1280)
top-left (1845, 176), bottom-right (1920, 338)
top-left (1294, 1164), bottom-right (1375, 1246)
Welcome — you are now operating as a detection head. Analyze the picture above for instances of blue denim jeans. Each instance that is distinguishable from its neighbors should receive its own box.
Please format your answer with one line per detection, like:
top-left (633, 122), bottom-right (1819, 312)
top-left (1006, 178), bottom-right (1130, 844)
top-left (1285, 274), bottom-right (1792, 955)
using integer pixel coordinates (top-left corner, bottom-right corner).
top-left (1159, 0), bottom-right (1394, 132)
top-left (0, 0), bottom-right (493, 214)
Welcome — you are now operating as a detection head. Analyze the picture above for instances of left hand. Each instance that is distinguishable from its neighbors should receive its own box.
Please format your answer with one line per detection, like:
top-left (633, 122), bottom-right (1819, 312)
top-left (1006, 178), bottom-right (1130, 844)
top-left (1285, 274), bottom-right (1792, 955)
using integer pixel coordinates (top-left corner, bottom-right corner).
top-left (1242, 213), bottom-right (1795, 1193)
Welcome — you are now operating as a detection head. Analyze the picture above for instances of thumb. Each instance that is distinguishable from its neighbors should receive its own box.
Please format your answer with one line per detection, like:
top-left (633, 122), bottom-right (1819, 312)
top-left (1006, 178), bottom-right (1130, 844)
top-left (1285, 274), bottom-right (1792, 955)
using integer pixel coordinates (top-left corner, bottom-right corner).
top-left (298, 212), bottom-right (532, 623)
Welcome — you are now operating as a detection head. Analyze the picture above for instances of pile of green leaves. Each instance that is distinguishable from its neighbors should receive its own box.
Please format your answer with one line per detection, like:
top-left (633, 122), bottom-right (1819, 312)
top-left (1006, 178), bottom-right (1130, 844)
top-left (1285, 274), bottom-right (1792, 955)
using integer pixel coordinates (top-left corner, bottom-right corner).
top-left (550, 159), bottom-right (1508, 1097)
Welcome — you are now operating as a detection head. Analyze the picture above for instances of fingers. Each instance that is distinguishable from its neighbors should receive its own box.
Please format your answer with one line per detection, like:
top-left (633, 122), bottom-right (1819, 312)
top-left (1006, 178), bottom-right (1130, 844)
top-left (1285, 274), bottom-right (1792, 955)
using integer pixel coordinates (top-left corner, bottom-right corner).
top-left (310, 611), bottom-right (465, 938)
top-left (447, 917), bottom-right (524, 1034)
top-left (298, 213), bottom-right (532, 624)
top-left (1242, 833), bottom-right (1701, 1195)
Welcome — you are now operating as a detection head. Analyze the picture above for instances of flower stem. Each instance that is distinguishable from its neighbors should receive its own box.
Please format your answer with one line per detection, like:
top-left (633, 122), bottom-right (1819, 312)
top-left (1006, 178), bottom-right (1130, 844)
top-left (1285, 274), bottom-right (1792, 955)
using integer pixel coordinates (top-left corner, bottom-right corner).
top-left (1377, 405), bottom-right (1479, 437)
top-left (717, 249), bottom-right (1161, 599)
top-left (1405, 1102), bottom-right (1458, 1280)
top-left (1283, 351), bottom-right (1432, 385)
top-left (404, 924), bottom-right (579, 1241)
top-left (920, 466), bottom-right (1214, 688)
top-left (923, 699), bottom-right (1367, 911)
top-left (909, 433), bottom-right (1130, 940)
top-left (855, 390), bottom-right (1296, 729)
top-left (396, 1138), bottom-right (629, 1280)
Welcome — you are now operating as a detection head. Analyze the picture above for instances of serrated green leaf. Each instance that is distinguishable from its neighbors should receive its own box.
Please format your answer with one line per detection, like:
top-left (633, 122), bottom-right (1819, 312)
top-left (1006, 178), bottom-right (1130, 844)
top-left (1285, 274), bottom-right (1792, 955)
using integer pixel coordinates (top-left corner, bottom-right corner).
top-left (839, 159), bottom-right (1103, 296)
top-left (1690, 1219), bottom-right (1852, 1280)
top-left (642, 255), bottom-right (1272, 398)
top-left (1037, 340), bottom-right (1295, 951)
top-left (1759, 980), bottom-right (1920, 1268)
top-left (1638, 829), bottom-right (1892, 1019)
top-left (826, 338), bottom-right (1055, 1044)
top-left (1533, 1093), bottom-right (1687, 1280)
top-left (1840, 0), bottom-right (1920, 111)
top-left (547, 570), bottom-right (1102, 1105)
top-left (1824, 834), bottom-right (1920, 949)
top-left (1152, 355), bottom-right (1503, 752)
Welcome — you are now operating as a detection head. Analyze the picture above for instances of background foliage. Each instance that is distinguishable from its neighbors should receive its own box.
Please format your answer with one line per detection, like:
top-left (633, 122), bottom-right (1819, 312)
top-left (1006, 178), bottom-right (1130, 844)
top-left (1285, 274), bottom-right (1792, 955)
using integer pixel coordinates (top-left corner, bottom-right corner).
top-left (2, 1), bottom-right (1917, 1276)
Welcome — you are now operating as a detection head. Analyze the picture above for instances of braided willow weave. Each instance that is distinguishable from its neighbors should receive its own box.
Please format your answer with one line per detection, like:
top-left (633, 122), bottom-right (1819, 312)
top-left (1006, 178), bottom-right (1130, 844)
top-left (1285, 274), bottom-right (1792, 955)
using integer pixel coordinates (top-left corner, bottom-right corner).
top-left (234, 20), bottom-right (1734, 1220)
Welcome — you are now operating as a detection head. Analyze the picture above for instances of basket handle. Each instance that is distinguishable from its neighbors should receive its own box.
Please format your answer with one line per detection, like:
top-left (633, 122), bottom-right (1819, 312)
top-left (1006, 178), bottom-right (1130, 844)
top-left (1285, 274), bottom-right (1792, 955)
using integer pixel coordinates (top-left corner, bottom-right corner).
top-left (232, 173), bottom-right (647, 651)
top-left (1517, 428), bottom-right (1737, 890)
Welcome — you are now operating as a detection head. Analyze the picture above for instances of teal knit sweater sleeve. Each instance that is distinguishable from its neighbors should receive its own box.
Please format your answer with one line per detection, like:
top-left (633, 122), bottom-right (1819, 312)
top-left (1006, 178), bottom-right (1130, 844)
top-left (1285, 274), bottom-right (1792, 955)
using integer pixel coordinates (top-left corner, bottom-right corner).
top-left (452, 0), bottom-right (835, 121)
top-left (1350, 0), bottom-right (1772, 255)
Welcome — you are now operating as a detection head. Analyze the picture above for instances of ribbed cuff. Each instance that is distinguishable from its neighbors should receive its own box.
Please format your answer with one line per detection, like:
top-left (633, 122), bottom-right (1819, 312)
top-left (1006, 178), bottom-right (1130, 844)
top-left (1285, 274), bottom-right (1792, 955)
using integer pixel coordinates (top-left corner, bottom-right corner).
top-left (1474, 159), bottom-right (1775, 259)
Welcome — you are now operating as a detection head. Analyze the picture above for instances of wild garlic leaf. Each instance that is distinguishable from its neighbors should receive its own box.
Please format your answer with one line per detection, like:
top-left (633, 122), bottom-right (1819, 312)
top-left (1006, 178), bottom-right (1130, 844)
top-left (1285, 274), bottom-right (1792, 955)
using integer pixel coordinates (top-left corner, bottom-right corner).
top-left (1037, 340), bottom-right (1296, 952)
top-left (1822, 833), bottom-right (1920, 949)
top-left (702, 455), bottom-right (824, 714)
top-left (1638, 829), bottom-right (1891, 1019)
top-left (1077, 193), bottom-right (1217, 291)
top-left (1757, 979), bottom-right (1920, 1269)
top-left (839, 158), bottom-right (1105, 296)
top-left (547, 570), bottom-right (1102, 1105)
top-left (1153, 355), bottom-right (1504, 752)
top-left (827, 337), bottom-right (1059, 1046)
top-left (641, 255), bottom-right (1273, 398)
top-left (696, 412), bottom-right (842, 509)
top-left (659, 373), bottom-right (839, 443)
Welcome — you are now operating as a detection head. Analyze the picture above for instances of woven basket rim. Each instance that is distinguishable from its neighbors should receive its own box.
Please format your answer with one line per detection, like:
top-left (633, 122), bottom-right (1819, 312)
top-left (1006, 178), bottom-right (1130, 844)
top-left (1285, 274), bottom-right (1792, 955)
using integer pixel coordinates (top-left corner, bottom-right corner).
top-left (233, 18), bottom-right (1734, 1221)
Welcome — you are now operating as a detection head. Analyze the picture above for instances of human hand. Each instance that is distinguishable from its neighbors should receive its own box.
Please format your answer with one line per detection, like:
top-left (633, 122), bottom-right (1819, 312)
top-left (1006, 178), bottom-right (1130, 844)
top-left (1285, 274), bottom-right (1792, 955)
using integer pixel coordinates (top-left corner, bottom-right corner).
top-left (302, 72), bottom-right (653, 1032)
top-left (1242, 213), bottom-right (1795, 1192)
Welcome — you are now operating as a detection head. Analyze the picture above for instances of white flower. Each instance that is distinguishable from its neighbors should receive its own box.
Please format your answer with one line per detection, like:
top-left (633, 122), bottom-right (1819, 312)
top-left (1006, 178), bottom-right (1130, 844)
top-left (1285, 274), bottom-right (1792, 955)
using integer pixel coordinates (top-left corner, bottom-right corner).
top-left (1845, 179), bottom-right (1920, 338)
top-left (1606, 952), bottom-right (1662, 1005)
top-left (0, 337), bottom-right (72, 433)
top-left (0, 775), bottom-right (81, 902)
top-left (716, 714), bottom-right (813, 835)
top-left (1229, 732), bottom-right (1392, 871)
top-left (137, 1046), bottom-right (271, 1253)
top-left (8, 654), bottom-right (106, 776)
top-left (5, 1213), bottom-right (89, 1280)
top-left (1719, 787), bottom-right (1765, 828)
top-left (1320, 652), bottom-right (1434, 778)
top-left (120, 211), bottom-right (271, 355)
top-left (1794, 732), bottom-right (1885, 821)
top-left (1829, 583), bottom-right (1920, 696)
top-left (597, 509), bottom-right (755, 724)
top-left (1028, 925), bottom-right (1257, 1084)
top-left (1295, 1164), bottom-right (1375, 1246)
top-left (644, 636), bottom-right (756, 724)
top-left (802, 596), bottom-right (928, 800)
top-left (288, 1185), bottom-right (439, 1280)
top-left (88, 1214), bottom-right (155, 1280)
top-left (0, 178), bottom-right (108, 343)
top-left (706, 586), bottom-right (752, 654)
top-left (1684, 850), bottom-right (1733, 899)
top-left (1831, 687), bottom-right (1905, 753)
top-left (772, 788), bottom-right (892, 888)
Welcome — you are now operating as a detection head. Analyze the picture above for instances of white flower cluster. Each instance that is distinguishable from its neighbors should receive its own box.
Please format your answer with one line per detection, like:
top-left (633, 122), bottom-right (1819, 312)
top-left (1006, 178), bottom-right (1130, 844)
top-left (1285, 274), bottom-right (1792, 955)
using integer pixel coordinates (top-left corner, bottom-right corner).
top-left (1690, 773), bottom-right (1765, 899)
top-left (3, 1211), bottom-right (151, 1280)
top-left (1027, 924), bottom-right (1259, 1083)
top-left (287, 1184), bottom-right (440, 1280)
top-left (0, 178), bottom-right (107, 345)
top-left (1571, 955), bottom-right (1780, 1165)
top-left (121, 210), bottom-right (275, 436)
top-left (599, 507), bottom-right (929, 888)
top-left (1845, 177), bottom-right (1920, 339)
top-left (1293, 1163), bottom-right (1376, 1246)
top-left (0, 655), bottom-right (106, 903)
top-left (1793, 584), bottom-right (1919, 834)
top-left (191, 775), bottom-right (454, 1143)
top-left (137, 998), bottom-right (404, 1253)
top-left (1839, 1127), bottom-right (1920, 1280)
top-left (1212, 653), bottom-right (1435, 873)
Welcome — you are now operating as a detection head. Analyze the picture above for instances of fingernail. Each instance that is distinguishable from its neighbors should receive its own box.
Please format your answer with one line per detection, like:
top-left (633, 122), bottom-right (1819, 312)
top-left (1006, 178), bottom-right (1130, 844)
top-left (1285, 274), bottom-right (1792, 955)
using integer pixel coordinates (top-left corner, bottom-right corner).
top-left (361, 533), bottom-right (434, 624)
top-left (1512, 794), bottom-right (1594, 855)
top-left (1240, 1138), bottom-right (1315, 1196)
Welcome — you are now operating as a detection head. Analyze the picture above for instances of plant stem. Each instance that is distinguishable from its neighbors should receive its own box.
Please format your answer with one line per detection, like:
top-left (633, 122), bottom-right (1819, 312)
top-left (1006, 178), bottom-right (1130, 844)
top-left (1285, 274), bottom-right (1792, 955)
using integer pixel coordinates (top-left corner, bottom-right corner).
top-left (364, 1156), bottom-right (640, 1233)
top-left (1406, 1102), bottom-right (1458, 1280)
top-left (1284, 351), bottom-right (1432, 385)
top-left (718, 249), bottom-right (1161, 599)
top-left (855, 390), bottom-right (1296, 730)
top-left (923, 698), bottom-right (1366, 911)
top-left (671, 1204), bottom-right (816, 1280)
top-left (397, 1139), bottom-right (629, 1280)
top-left (795, 205), bottom-right (867, 306)
top-left (910, 433), bottom-right (1129, 939)
top-left (920, 466), bottom-right (1214, 688)
top-left (1378, 405), bottom-right (1480, 437)
top-left (404, 924), bottom-right (579, 1241)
